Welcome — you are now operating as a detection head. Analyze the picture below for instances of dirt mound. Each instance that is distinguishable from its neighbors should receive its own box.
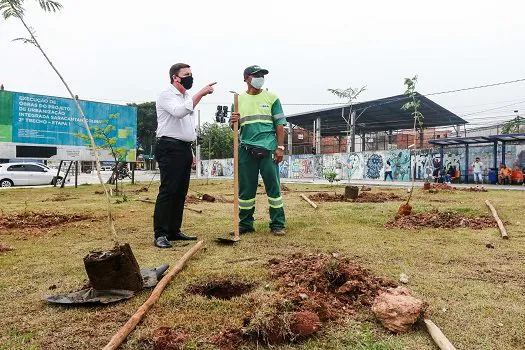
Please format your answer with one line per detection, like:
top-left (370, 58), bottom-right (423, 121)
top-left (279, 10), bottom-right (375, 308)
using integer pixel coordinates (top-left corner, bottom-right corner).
top-left (372, 286), bottom-right (429, 333)
top-left (0, 212), bottom-right (94, 230)
top-left (132, 187), bottom-right (148, 193)
top-left (42, 193), bottom-right (79, 202)
top-left (308, 192), bottom-right (403, 203)
top-left (216, 253), bottom-right (397, 348)
top-left (281, 184), bottom-right (291, 192)
top-left (185, 195), bottom-right (200, 204)
top-left (151, 327), bottom-right (190, 350)
top-left (0, 243), bottom-right (13, 252)
top-left (386, 209), bottom-right (497, 230)
top-left (186, 278), bottom-right (253, 300)
top-left (428, 183), bottom-right (488, 193)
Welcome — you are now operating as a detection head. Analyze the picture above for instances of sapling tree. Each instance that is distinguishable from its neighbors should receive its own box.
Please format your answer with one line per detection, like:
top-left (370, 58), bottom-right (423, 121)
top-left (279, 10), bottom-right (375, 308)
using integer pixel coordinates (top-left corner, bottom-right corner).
top-left (2, 0), bottom-right (118, 241)
top-left (399, 75), bottom-right (424, 212)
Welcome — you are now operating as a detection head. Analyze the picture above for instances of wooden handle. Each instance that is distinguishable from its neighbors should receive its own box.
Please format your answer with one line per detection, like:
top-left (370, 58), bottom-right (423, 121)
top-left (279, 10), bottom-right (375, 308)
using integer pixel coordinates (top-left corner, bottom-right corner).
top-left (424, 319), bottom-right (456, 350)
top-left (102, 241), bottom-right (205, 350)
top-left (485, 200), bottom-right (509, 239)
top-left (300, 194), bottom-right (318, 209)
top-left (233, 94), bottom-right (240, 240)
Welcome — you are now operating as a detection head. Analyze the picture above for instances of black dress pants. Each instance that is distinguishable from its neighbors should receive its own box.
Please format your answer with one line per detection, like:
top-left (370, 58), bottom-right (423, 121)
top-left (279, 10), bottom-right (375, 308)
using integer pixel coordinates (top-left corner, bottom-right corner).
top-left (153, 138), bottom-right (192, 239)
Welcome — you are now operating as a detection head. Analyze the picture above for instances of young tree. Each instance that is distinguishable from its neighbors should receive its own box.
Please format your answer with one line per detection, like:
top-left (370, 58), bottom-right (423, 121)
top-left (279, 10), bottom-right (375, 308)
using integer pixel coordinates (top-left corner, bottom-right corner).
top-left (2, 0), bottom-right (117, 241)
top-left (400, 75), bottom-right (424, 210)
top-left (129, 101), bottom-right (157, 156)
top-left (501, 116), bottom-right (523, 134)
top-left (199, 122), bottom-right (234, 160)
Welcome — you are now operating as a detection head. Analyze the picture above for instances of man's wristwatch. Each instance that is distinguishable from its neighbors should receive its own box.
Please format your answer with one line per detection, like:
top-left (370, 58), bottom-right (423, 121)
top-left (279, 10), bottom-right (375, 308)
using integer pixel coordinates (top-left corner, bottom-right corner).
top-left (277, 146), bottom-right (285, 151)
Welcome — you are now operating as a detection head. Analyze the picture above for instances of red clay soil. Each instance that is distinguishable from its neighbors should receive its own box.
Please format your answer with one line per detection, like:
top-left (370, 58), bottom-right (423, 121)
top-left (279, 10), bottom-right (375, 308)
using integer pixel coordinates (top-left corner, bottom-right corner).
top-left (386, 209), bottom-right (497, 230)
top-left (0, 243), bottom-right (14, 252)
top-left (185, 195), bottom-right (200, 204)
top-left (215, 253), bottom-right (397, 348)
top-left (309, 192), bottom-right (403, 203)
top-left (151, 327), bottom-right (190, 350)
top-left (0, 212), bottom-right (94, 230)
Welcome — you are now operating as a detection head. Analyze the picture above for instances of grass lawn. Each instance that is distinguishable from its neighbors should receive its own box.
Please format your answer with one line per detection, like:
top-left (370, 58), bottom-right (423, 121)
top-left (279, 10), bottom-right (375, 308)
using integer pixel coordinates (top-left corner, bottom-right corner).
top-left (0, 180), bottom-right (524, 349)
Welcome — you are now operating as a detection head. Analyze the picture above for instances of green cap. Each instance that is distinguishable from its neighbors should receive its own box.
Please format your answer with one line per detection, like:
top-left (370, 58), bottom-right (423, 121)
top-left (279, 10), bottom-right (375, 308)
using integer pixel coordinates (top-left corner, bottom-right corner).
top-left (243, 65), bottom-right (269, 78)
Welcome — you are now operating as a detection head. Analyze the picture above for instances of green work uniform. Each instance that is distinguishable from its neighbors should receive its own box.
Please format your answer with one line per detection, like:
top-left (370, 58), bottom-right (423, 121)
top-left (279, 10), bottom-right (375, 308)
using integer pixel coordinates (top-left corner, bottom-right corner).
top-left (237, 90), bottom-right (286, 230)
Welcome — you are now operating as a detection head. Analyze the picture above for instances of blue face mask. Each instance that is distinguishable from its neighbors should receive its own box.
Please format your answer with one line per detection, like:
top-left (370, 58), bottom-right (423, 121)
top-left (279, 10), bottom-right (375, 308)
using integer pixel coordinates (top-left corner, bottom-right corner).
top-left (250, 77), bottom-right (265, 89)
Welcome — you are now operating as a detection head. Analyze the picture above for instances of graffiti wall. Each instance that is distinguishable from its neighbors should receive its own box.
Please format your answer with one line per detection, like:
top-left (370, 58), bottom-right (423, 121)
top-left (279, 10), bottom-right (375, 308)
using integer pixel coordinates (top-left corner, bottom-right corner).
top-left (198, 144), bottom-right (524, 181)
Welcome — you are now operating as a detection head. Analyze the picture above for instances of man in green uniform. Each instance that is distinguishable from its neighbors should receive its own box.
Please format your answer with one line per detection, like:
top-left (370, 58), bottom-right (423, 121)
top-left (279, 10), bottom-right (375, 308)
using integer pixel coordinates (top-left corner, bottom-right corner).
top-left (230, 65), bottom-right (286, 235)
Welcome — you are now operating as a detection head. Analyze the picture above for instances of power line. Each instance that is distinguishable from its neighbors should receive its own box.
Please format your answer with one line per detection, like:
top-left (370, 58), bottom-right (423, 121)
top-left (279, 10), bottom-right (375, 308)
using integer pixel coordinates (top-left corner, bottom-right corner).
top-left (425, 78), bottom-right (525, 96)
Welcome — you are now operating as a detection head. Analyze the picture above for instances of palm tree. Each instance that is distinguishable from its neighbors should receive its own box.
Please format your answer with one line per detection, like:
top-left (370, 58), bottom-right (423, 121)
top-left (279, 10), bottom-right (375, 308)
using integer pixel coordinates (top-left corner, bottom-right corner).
top-left (2, 0), bottom-right (117, 241)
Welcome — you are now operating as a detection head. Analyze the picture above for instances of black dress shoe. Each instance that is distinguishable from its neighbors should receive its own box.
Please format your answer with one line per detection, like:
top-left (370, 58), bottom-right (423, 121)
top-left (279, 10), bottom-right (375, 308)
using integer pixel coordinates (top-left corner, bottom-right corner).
top-left (170, 231), bottom-right (197, 241)
top-left (155, 236), bottom-right (172, 248)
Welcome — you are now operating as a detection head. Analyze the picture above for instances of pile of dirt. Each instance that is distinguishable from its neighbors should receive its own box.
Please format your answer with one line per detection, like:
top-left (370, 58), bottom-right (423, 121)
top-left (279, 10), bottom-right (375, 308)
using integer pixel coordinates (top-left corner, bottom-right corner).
top-left (186, 278), bottom-right (253, 300)
top-left (0, 212), bottom-right (94, 230)
top-left (308, 192), bottom-right (403, 203)
top-left (215, 253), bottom-right (397, 348)
top-left (150, 327), bottom-right (190, 350)
top-left (428, 183), bottom-right (488, 193)
top-left (42, 193), bottom-right (79, 202)
top-left (385, 209), bottom-right (497, 230)
top-left (132, 187), bottom-right (148, 193)
top-left (0, 243), bottom-right (14, 252)
top-left (185, 195), bottom-right (200, 204)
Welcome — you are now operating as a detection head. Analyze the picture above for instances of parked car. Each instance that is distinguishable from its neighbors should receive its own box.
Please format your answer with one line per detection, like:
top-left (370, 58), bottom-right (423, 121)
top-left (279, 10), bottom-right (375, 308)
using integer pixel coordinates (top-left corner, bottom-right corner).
top-left (0, 162), bottom-right (63, 187)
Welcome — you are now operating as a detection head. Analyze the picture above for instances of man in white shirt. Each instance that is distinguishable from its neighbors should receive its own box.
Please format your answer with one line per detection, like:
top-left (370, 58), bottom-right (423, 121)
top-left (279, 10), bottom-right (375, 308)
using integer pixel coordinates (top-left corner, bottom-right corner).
top-left (472, 157), bottom-right (483, 184)
top-left (153, 63), bottom-right (216, 248)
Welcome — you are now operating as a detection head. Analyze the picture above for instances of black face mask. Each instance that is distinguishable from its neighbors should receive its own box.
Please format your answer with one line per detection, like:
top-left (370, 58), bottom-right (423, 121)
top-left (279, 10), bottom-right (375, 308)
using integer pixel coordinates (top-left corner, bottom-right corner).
top-left (178, 75), bottom-right (193, 89)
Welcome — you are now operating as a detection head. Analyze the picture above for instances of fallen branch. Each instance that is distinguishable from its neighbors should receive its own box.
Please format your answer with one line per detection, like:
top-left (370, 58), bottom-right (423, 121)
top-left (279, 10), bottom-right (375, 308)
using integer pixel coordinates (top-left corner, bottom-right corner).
top-left (185, 206), bottom-right (203, 214)
top-left (424, 319), bottom-right (456, 350)
top-left (102, 240), bottom-right (205, 350)
top-left (484, 200), bottom-right (509, 239)
top-left (138, 199), bottom-right (155, 204)
top-left (300, 194), bottom-right (318, 209)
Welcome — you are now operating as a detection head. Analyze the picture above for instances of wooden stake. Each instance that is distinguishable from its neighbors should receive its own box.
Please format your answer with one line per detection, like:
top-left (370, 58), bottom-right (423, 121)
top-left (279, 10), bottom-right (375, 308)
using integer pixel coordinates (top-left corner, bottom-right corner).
top-left (300, 194), bottom-right (318, 209)
top-left (185, 206), bottom-right (202, 214)
top-left (233, 94), bottom-right (240, 241)
top-left (485, 200), bottom-right (509, 239)
top-left (102, 240), bottom-right (205, 350)
top-left (424, 319), bottom-right (456, 350)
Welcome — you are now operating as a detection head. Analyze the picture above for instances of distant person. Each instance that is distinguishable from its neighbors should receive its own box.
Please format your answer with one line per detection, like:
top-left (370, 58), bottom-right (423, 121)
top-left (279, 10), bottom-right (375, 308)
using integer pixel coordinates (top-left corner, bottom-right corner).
top-left (498, 163), bottom-right (512, 185)
top-left (229, 65), bottom-right (287, 236)
top-left (153, 63), bottom-right (216, 248)
top-left (445, 165), bottom-right (455, 184)
top-left (384, 161), bottom-right (393, 181)
top-left (472, 157), bottom-right (483, 184)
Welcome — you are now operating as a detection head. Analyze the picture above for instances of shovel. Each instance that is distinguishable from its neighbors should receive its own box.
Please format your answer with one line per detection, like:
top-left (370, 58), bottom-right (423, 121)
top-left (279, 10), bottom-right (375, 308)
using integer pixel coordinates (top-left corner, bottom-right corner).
top-left (216, 92), bottom-right (240, 244)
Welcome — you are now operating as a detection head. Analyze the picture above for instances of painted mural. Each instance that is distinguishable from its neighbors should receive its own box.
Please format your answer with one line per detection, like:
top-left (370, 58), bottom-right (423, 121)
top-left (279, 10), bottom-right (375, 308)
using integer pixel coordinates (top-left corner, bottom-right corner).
top-left (198, 143), bottom-right (524, 182)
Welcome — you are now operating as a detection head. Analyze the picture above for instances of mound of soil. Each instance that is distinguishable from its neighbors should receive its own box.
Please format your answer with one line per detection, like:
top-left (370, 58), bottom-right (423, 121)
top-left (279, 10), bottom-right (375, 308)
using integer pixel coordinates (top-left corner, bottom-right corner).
top-left (0, 243), bottom-right (14, 252)
top-left (186, 278), bottom-right (253, 300)
top-left (216, 253), bottom-right (398, 348)
top-left (151, 327), bottom-right (190, 350)
top-left (132, 187), bottom-right (148, 193)
top-left (42, 194), bottom-right (79, 202)
top-left (185, 195), bottom-right (200, 204)
top-left (309, 192), bottom-right (403, 203)
top-left (281, 184), bottom-right (291, 192)
top-left (0, 212), bottom-right (94, 229)
top-left (385, 209), bottom-right (497, 230)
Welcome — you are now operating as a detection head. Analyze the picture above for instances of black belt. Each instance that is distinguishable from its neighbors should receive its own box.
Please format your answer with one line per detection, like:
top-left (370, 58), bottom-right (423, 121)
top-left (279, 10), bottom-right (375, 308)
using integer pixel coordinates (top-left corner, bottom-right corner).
top-left (158, 136), bottom-right (192, 146)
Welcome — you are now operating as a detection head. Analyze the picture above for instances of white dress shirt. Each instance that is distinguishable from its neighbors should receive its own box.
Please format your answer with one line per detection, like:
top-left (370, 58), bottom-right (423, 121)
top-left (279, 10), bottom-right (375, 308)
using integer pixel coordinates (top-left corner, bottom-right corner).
top-left (156, 85), bottom-right (196, 142)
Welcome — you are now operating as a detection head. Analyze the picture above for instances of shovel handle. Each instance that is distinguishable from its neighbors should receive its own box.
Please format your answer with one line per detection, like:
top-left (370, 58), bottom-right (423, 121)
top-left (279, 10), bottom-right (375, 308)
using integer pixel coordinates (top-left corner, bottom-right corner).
top-left (233, 94), bottom-right (239, 240)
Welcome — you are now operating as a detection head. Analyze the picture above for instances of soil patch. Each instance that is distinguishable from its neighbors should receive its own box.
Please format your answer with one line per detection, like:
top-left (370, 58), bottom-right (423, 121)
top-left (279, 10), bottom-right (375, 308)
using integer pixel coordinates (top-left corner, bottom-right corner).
top-left (132, 187), bottom-right (148, 193)
top-left (0, 212), bottom-right (94, 230)
top-left (42, 193), bottom-right (79, 202)
top-left (428, 183), bottom-right (488, 192)
top-left (215, 253), bottom-right (397, 348)
top-left (309, 192), bottom-right (403, 203)
top-left (0, 243), bottom-right (14, 252)
top-left (281, 184), bottom-right (291, 192)
top-left (185, 195), bottom-right (200, 204)
top-left (186, 278), bottom-right (254, 300)
top-left (150, 327), bottom-right (190, 350)
top-left (385, 209), bottom-right (497, 230)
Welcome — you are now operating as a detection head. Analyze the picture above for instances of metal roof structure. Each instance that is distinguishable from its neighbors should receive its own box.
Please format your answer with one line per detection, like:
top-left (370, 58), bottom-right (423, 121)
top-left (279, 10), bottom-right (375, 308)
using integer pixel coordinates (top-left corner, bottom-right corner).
top-left (428, 133), bottom-right (525, 146)
top-left (286, 93), bottom-right (467, 136)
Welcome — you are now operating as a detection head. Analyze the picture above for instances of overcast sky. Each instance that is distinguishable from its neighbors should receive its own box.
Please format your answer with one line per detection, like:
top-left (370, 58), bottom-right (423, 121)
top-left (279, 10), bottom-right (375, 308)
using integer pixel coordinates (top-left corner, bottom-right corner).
top-left (1, 0), bottom-right (524, 129)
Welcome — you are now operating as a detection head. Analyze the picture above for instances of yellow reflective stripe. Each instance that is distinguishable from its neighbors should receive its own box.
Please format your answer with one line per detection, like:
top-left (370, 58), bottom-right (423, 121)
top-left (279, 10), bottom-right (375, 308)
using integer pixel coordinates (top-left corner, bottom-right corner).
top-left (241, 119), bottom-right (274, 126)
top-left (239, 198), bottom-right (256, 203)
top-left (269, 204), bottom-right (284, 209)
top-left (268, 196), bottom-right (282, 201)
top-left (239, 205), bottom-right (255, 210)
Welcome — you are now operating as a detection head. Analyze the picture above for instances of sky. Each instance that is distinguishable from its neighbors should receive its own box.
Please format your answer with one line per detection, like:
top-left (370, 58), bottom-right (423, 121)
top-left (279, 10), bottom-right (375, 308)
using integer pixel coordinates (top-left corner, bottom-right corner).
top-left (1, 0), bottom-right (524, 130)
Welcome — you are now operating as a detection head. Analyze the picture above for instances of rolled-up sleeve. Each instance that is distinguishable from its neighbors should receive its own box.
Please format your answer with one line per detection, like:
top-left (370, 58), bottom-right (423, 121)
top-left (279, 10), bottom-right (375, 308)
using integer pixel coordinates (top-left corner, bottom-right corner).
top-left (158, 91), bottom-right (194, 119)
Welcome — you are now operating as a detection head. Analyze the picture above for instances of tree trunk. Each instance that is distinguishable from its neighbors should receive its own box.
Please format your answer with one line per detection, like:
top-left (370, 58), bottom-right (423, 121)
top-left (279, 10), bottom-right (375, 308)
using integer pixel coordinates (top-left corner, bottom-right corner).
top-left (83, 243), bottom-right (143, 291)
top-left (344, 185), bottom-right (359, 200)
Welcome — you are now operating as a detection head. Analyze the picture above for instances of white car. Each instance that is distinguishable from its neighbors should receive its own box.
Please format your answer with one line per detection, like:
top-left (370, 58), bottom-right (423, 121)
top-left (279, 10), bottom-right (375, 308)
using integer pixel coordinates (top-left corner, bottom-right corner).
top-left (0, 162), bottom-right (63, 187)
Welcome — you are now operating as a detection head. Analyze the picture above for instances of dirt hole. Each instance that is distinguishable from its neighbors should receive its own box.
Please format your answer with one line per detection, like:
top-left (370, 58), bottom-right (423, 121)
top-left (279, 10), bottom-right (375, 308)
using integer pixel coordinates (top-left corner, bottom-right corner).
top-left (0, 212), bottom-right (94, 229)
top-left (309, 191), bottom-right (403, 203)
top-left (385, 209), bottom-right (497, 230)
top-left (186, 278), bottom-right (253, 300)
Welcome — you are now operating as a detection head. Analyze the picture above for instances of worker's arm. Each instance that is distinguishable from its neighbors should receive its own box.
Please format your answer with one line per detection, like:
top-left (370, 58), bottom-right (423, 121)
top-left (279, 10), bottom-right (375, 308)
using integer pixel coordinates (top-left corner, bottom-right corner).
top-left (272, 98), bottom-right (287, 164)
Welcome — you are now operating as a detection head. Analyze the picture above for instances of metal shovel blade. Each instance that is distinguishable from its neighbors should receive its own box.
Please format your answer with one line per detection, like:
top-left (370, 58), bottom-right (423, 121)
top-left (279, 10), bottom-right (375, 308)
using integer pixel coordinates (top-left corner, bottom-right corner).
top-left (215, 236), bottom-right (240, 244)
